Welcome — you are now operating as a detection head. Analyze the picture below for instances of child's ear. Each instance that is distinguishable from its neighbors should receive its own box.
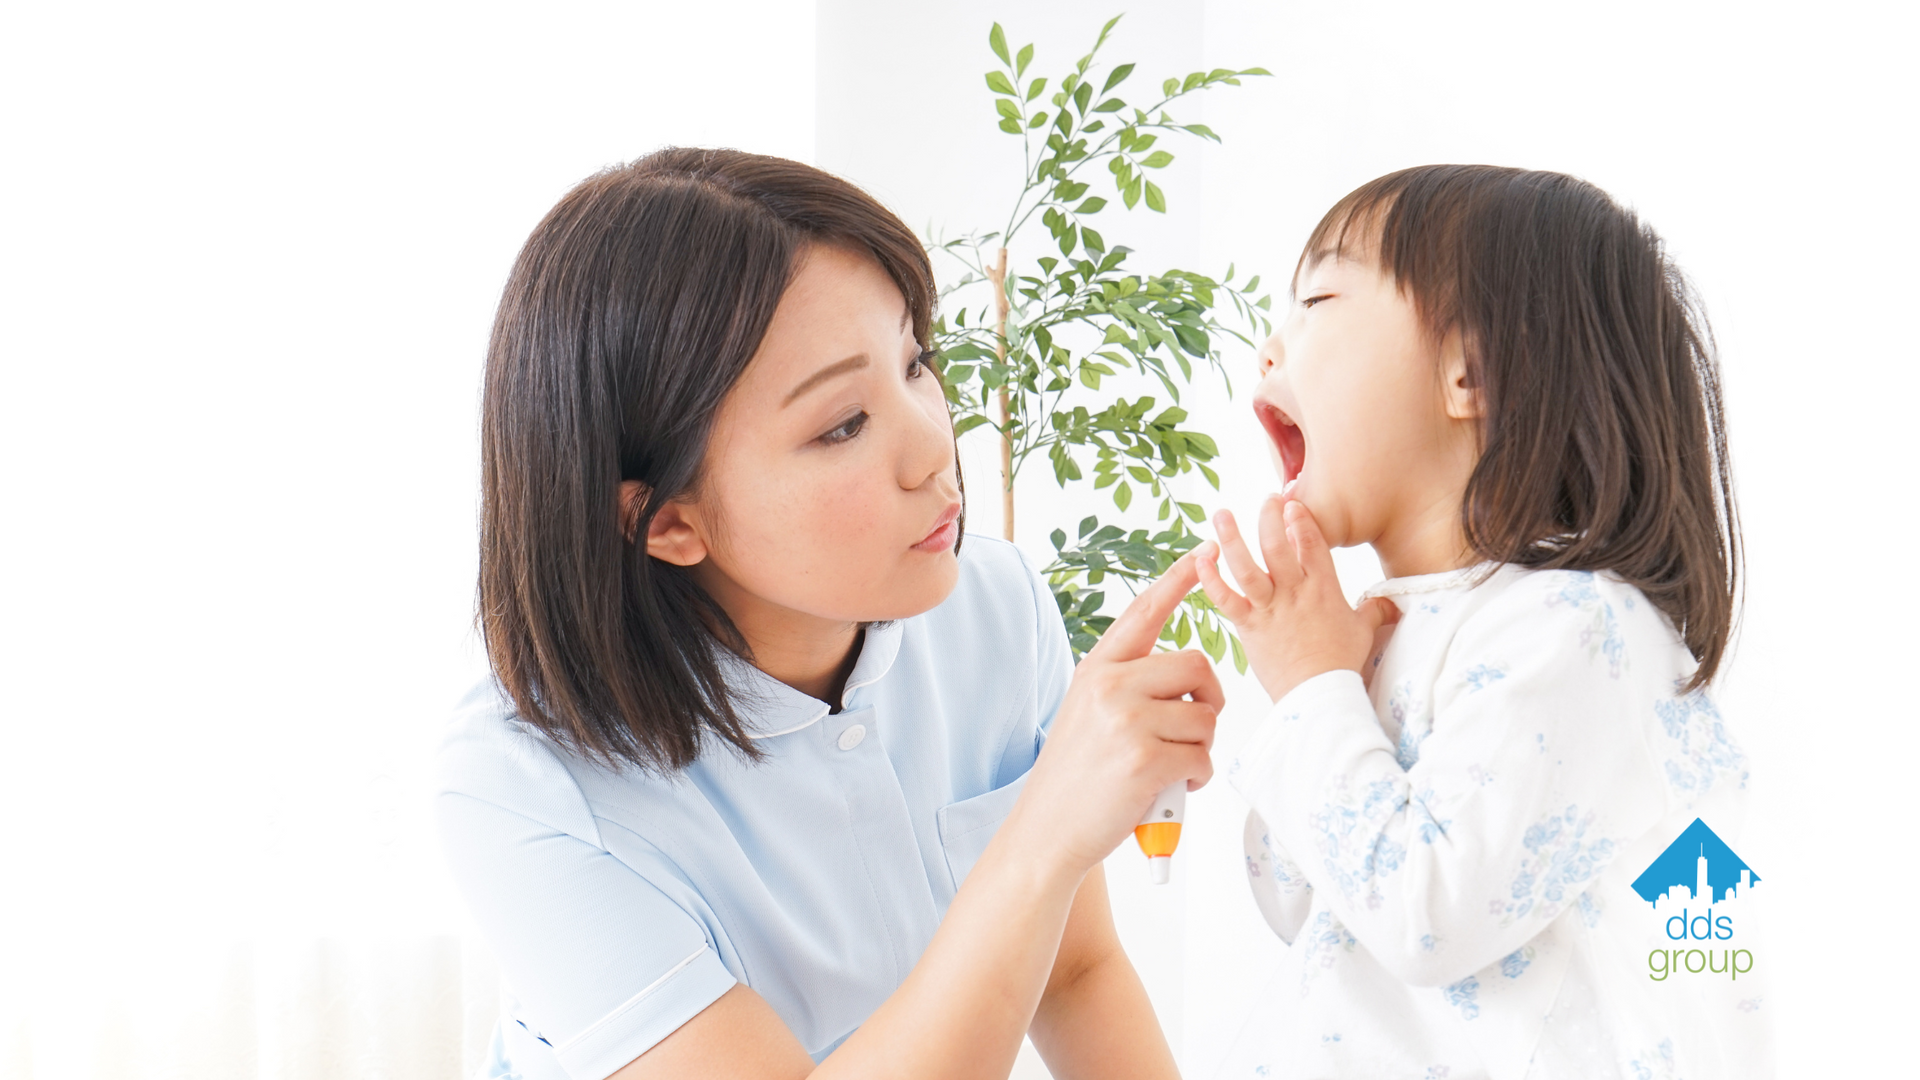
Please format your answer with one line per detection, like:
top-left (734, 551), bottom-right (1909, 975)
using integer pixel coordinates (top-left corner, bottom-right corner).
top-left (620, 480), bottom-right (709, 566)
top-left (1440, 333), bottom-right (1482, 421)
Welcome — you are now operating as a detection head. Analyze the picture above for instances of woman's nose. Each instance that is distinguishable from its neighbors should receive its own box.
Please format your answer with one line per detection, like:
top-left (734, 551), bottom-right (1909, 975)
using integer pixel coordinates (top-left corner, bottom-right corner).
top-left (903, 392), bottom-right (959, 492)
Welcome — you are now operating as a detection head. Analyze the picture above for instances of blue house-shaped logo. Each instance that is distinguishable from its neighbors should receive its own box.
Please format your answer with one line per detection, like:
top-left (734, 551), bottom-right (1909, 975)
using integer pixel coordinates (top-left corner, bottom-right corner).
top-left (1631, 818), bottom-right (1759, 905)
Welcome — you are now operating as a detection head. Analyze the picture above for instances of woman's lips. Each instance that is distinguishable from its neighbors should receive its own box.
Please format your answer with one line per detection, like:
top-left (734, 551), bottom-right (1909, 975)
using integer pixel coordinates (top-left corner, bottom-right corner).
top-left (913, 502), bottom-right (963, 553)
top-left (1255, 401), bottom-right (1306, 487)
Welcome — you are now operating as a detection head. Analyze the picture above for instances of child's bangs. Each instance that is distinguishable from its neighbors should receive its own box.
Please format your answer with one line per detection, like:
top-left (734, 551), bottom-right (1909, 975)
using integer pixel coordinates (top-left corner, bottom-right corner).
top-left (1294, 170), bottom-right (1470, 344)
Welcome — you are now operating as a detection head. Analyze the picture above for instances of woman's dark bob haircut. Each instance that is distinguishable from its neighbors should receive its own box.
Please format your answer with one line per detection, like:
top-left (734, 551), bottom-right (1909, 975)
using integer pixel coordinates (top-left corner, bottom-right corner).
top-left (1303, 165), bottom-right (1740, 689)
top-left (480, 148), bottom-right (939, 772)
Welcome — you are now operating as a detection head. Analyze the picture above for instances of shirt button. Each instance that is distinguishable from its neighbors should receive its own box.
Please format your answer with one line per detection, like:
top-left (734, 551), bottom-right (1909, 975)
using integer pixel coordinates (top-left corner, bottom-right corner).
top-left (837, 724), bottom-right (867, 751)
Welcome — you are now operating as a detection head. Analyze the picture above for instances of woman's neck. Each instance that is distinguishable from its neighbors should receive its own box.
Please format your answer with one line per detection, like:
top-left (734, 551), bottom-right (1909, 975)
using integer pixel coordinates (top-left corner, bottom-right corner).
top-left (693, 562), bottom-right (865, 707)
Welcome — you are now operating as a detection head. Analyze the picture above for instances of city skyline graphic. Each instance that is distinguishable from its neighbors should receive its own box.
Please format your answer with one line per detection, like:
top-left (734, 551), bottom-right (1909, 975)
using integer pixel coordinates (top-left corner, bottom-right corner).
top-left (1632, 817), bottom-right (1759, 906)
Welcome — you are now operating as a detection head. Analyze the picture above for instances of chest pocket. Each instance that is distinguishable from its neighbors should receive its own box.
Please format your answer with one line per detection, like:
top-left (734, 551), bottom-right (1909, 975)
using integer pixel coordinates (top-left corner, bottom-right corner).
top-left (935, 774), bottom-right (1030, 894)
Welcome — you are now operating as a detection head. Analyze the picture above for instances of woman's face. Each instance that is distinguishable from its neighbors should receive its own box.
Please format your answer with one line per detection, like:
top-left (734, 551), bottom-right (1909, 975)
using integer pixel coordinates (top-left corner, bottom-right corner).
top-left (649, 244), bottom-right (962, 631)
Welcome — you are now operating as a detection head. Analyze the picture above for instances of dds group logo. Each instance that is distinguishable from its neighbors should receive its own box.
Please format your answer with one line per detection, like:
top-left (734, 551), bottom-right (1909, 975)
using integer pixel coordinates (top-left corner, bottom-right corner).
top-left (1631, 818), bottom-right (1760, 983)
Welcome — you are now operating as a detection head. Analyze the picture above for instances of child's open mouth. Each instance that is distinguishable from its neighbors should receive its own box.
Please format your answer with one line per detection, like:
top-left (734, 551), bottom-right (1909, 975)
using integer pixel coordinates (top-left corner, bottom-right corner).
top-left (1255, 401), bottom-right (1307, 492)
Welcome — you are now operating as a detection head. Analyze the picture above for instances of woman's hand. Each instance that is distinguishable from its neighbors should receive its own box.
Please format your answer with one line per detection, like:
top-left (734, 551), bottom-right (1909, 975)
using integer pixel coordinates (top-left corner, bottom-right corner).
top-left (1195, 497), bottom-right (1400, 703)
top-left (1006, 554), bottom-right (1225, 877)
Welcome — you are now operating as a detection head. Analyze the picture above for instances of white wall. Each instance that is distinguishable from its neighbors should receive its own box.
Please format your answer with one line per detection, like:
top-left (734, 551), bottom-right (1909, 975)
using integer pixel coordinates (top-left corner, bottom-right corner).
top-left (2, 0), bottom-right (1912, 1076)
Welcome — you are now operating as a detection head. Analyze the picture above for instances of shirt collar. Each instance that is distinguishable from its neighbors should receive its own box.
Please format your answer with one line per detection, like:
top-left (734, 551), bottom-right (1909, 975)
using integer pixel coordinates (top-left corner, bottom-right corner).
top-left (723, 620), bottom-right (905, 740)
top-left (1359, 560), bottom-right (1499, 601)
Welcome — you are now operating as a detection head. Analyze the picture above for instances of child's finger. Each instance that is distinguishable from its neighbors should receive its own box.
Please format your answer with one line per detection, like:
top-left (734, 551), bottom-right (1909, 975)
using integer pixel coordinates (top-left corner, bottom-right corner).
top-left (1358, 596), bottom-right (1402, 634)
top-left (1193, 541), bottom-right (1253, 623)
top-left (1283, 501), bottom-right (1339, 589)
top-left (1259, 495), bottom-right (1305, 591)
top-left (1210, 510), bottom-right (1274, 606)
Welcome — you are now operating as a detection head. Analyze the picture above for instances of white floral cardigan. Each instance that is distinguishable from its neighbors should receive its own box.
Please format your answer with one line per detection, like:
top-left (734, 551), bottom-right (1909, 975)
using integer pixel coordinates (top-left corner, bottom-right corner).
top-left (1219, 563), bottom-right (1771, 1080)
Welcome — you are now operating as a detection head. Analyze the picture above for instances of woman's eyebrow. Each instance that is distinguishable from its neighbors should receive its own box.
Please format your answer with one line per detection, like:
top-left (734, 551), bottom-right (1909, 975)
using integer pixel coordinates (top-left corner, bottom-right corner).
top-left (783, 354), bottom-right (869, 407)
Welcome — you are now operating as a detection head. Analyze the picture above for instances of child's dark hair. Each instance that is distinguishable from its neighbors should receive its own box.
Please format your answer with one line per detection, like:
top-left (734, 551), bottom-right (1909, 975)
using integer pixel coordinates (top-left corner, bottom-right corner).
top-left (1303, 165), bottom-right (1739, 689)
top-left (479, 148), bottom-right (943, 772)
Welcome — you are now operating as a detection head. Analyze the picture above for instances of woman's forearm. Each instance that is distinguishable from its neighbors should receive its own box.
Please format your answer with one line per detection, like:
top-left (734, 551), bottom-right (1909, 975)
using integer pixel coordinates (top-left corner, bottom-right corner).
top-left (812, 801), bottom-right (1087, 1080)
top-left (1028, 866), bottom-right (1179, 1080)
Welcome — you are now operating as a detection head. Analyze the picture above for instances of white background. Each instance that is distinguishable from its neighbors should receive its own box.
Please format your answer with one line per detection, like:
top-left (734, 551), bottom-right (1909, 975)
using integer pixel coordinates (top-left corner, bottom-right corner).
top-left (3, 1), bottom-right (1914, 1077)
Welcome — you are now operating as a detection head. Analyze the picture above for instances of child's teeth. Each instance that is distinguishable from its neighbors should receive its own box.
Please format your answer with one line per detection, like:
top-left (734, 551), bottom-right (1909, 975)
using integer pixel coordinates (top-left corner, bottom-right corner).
top-left (1281, 478), bottom-right (1298, 498)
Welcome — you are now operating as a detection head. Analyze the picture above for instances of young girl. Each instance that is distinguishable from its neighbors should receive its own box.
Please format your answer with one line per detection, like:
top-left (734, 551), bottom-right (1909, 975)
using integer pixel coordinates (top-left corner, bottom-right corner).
top-left (437, 149), bottom-right (1222, 1080)
top-left (1194, 166), bottom-right (1767, 1079)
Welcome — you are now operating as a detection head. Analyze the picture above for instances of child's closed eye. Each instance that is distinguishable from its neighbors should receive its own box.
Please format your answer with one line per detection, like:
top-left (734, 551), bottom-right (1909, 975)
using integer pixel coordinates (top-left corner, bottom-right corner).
top-left (1301, 294), bottom-right (1334, 309)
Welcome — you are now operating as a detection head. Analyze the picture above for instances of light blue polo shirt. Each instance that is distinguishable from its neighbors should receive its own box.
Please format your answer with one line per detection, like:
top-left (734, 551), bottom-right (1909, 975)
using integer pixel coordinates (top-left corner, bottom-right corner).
top-left (436, 536), bottom-right (1072, 1080)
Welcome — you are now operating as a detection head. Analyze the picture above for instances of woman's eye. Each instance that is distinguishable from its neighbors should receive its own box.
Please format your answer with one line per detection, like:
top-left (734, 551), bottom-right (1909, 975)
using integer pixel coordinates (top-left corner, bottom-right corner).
top-left (1301, 294), bottom-right (1333, 309)
top-left (820, 411), bottom-right (869, 445)
top-left (907, 348), bottom-right (935, 378)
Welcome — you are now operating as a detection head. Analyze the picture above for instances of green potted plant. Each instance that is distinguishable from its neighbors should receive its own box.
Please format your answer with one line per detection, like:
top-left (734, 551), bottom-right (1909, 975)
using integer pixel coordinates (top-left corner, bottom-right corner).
top-left (929, 14), bottom-right (1271, 669)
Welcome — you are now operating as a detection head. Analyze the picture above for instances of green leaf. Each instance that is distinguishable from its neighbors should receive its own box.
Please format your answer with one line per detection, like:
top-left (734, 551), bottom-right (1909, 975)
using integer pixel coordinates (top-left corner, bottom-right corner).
top-left (1141, 150), bottom-right (1174, 168)
top-left (1114, 482), bottom-right (1132, 511)
top-left (1178, 501), bottom-right (1205, 523)
top-left (1093, 98), bottom-right (1126, 113)
top-left (1051, 527), bottom-right (1067, 550)
top-left (1241, 67), bottom-right (1272, 76)
top-left (995, 98), bottom-right (1021, 120)
top-left (1102, 63), bottom-right (1135, 94)
top-left (986, 71), bottom-right (1016, 96)
top-left (1183, 122), bottom-right (1220, 141)
top-left (1029, 112), bottom-right (1049, 129)
top-left (998, 117), bottom-right (1022, 134)
top-left (1123, 177), bottom-right (1141, 209)
top-left (1144, 180), bottom-right (1166, 212)
top-left (1026, 77), bottom-right (1048, 102)
top-left (1162, 77), bottom-right (1179, 96)
top-left (1182, 72), bottom-right (1205, 92)
top-left (952, 414), bottom-right (992, 436)
top-left (1079, 515), bottom-right (1098, 538)
top-left (1073, 82), bottom-right (1093, 114)
top-left (1198, 616), bottom-right (1223, 661)
top-left (1080, 225), bottom-right (1106, 253)
top-left (1172, 323), bottom-right (1208, 356)
top-left (1230, 634), bottom-right (1248, 675)
top-left (1016, 42), bottom-right (1034, 77)
top-left (989, 23), bottom-right (1011, 65)
top-left (1198, 462), bottom-right (1220, 489)
top-left (1173, 611), bottom-right (1192, 648)
top-left (1075, 196), bottom-right (1107, 215)
top-left (1079, 366), bottom-right (1102, 390)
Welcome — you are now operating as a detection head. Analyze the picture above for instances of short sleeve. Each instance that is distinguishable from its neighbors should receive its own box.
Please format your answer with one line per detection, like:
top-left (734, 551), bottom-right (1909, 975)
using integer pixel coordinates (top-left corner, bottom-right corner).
top-left (1011, 543), bottom-right (1074, 748)
top-left (438, 784), bottom-right (736, 1078)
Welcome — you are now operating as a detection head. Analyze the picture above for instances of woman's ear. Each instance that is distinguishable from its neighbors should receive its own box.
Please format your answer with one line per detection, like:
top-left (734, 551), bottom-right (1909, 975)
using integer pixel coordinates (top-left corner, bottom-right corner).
top-left (1440, 333), bottom-right (1482, 421)
top-left (620, 480), bottom-right (709, 566)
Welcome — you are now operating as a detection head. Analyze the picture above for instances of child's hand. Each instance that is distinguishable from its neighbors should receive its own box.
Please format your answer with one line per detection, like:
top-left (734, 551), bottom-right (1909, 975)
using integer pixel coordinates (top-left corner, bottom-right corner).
top-left (1195, 497), bottom-right (1401, 703)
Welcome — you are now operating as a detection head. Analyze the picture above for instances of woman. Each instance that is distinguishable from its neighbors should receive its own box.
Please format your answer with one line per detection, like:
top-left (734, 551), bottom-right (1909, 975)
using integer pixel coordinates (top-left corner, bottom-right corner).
top-left (436, 148), bottom-right (1221, 1080)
